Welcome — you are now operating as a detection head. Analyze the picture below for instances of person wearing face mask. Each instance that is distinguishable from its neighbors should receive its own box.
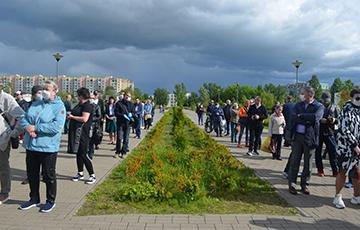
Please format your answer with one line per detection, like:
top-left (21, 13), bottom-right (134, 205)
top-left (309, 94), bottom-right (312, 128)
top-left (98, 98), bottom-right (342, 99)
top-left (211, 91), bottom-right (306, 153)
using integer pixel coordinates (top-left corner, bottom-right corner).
top-left (288, 86), bottom-right (324, 195)
top-left (333, 88), bottom-right (360, 209)
top-left (114, 92), bottom-right (135, 158)
top-left (63, 94), bottom-right (73, 135)
top-left (19, 80), bottom-right (66, 213)
top-left (268, 105), bottom-right (285, 160)
top-left (21, 85), bottom-right (43, 185)
top-left (87, 93), bottom-right (102, 160)
top-left (315, 92), bottom-right (339, 178)
top-left (67, 87), bottom-right (96, 185)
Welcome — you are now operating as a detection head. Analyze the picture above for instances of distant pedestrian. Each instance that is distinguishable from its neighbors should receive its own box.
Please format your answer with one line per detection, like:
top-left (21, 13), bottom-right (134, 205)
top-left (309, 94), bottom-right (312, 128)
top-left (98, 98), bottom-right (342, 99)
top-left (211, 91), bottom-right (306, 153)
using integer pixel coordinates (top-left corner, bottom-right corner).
top-left (196, 104), bottom-right (204, 125)
top-left (229, 103), bottom-right (239, 143)
top-left (247, 96), bottom-right (268, 156)
top-left (143, 100), bottom-right (152, 130)
top-left (88, 93), bottom-right (102, 160)
top-left (63, 94), bottom-right (73, 134)
top-left (212, 102), bottom-right (224, 137)
top-left (224, 100), bottom-right (232, 136)
top-left (283, 96), bottom-right (295, 147)
top-left (105, 96), bottom-right (117, 145)
top-left (133, 97), bottom-right (143, 138)
top-left (238, 100), bottom-right (250, 148)
top-left (268, 105), bottom-right (285, 160)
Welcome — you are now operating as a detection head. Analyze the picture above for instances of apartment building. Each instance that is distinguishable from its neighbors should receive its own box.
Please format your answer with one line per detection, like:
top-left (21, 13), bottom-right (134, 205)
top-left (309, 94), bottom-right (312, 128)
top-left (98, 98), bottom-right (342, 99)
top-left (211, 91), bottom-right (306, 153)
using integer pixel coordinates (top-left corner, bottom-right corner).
top-left (0, 74), bottom-right (134, 95)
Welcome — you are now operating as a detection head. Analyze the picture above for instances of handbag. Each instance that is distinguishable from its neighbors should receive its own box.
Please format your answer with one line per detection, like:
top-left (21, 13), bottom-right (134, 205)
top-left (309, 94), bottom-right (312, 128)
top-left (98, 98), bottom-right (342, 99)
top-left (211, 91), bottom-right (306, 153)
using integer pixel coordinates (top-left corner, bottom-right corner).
top-left (235, 125), bottom-right (241, 133)
top-left (270, 138), bottom-right (276, 154)
top-left (0, 108), bottom-right (19, 149)
top-left (260, 136), bottom-right (272, 153)
top-left (145, 114), bottom-right (152, 120)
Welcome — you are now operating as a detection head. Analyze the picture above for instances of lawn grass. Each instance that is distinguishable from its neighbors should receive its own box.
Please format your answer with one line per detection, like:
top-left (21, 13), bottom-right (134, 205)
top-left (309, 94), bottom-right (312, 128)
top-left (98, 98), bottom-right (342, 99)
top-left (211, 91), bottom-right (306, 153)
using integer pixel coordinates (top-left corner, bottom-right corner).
top-left (76, 108), bottom-right (298, 216)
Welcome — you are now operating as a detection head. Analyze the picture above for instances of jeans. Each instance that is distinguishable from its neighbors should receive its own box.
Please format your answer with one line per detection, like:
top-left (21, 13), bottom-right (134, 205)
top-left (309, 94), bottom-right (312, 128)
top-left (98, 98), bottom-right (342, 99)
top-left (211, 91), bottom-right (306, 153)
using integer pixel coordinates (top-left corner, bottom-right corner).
top-left (238, 123), bottom-right (249, 144)
top-left (272, 134), bottom-right (282, 158)
top-left (116, 125), bottom-right (130, 155)
top-left (288, 133), bottom-right (315, 188)
top-left (225, 119), bottom-right (230, 134)
top-left (230, 122), bottom-right (238, 142)
top-left (315, 134), bottom-right (338, 173)
top-left (26, 150), bottom-right (57, 203)
top-left (213, 120), bottom-right (222, 136)
top-left (198, 114), bottom-right (203, 125)
top-left (134, 116), bottom-right (141, 137)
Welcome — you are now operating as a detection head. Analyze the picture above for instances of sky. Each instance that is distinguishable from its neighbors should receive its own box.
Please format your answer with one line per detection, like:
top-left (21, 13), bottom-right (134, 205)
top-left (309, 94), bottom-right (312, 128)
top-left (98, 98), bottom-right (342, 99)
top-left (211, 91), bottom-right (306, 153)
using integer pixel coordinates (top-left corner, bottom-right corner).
top-left (1, 0), bottom-right (360, 94)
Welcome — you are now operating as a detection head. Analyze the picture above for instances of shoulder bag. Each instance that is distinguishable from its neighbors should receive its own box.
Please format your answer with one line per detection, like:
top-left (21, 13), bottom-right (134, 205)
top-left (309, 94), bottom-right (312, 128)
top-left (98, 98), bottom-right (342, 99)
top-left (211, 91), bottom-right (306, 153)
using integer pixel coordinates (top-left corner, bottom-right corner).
top-left (0, 107), bottom-right (19, 149)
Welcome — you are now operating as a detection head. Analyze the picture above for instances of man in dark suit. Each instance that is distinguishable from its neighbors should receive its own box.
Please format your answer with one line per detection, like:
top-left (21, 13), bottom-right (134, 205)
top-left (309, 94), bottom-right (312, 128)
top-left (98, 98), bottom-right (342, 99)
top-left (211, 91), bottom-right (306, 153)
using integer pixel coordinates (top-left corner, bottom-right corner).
top-left (94, 91), bottom-right (104, 149)
top-left (282, 96), bottom-right (295, 146)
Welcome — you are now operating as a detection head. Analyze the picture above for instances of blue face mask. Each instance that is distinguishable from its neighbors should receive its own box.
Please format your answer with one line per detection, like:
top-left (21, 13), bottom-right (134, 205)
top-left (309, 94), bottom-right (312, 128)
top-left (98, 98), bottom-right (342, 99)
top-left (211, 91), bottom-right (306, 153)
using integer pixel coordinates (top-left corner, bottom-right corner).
top-left (35, 94), bottom-right (43, 101)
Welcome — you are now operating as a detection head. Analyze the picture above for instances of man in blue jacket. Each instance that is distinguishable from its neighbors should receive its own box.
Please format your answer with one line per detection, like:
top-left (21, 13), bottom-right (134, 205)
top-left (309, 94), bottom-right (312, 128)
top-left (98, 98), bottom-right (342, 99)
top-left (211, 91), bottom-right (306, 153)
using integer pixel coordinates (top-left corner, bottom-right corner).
top-left (212, 102), bottom-right (224, 137)
top-left (133, 97), bottom-right (143, 138)
top-left (288, 86), bottom-right (324, 195)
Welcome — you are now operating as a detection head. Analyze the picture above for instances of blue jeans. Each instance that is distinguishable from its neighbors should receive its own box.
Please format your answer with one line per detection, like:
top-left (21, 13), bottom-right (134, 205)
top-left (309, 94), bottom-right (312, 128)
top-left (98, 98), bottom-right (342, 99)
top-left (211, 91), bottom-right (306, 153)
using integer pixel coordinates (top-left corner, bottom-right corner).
top-left (198, 114), bottom-right (203, 125)
top-left (116, 126), bottom-right (130, 155)
top-left (238, 124), bottom-right (249, 144)
top-left (134, 116), bottom-right (141, 137)
top-left (213, 120), bottom-right (222, 136)
top-left (315, 134), bottom-right (338, 173)
top-left (230, 122), bottom-right (238, 142)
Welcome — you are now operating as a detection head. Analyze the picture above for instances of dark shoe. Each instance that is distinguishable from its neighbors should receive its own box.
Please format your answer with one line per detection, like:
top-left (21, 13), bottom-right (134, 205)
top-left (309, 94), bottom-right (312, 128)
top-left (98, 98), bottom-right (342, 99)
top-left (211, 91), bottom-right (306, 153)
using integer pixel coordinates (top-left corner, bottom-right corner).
top-left (21, 178), bottom-right (29, 185)
top-left (40, 202), bottom-right (56, 213)
top-left (19, 201), bottom-right (41, 210)
top-left (276, 157), bottom-right (282, 161)
top-left (111, 148), bottom-right (116, 151)
top-left (95, 146), bottom-right (99, 150)
top-left (289, 187), bottom-right (297, 195)
top-left (301, 187), bottom-right (310, 195)
top-left (126, 148), bottom-right (130, 152)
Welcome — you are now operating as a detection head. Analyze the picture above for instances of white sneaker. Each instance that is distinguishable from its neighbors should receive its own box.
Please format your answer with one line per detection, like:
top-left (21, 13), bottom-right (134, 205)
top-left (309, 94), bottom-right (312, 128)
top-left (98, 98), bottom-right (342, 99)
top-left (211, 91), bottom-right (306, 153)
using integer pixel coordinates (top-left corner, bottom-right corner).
top-left (351, 195), bottom-right (360, 205)
top-left (247, 151), bottom-right (253, 156)
top-left (85, 176), bottom-right (96, 185)
top-left (333, 194), bottom-right (345, 209)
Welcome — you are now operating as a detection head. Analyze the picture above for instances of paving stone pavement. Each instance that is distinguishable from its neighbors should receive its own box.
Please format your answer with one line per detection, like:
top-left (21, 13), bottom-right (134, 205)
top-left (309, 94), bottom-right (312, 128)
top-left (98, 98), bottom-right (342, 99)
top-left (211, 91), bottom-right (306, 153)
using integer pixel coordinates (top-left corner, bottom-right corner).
top-left (0, 109), bottom-right (359, 230)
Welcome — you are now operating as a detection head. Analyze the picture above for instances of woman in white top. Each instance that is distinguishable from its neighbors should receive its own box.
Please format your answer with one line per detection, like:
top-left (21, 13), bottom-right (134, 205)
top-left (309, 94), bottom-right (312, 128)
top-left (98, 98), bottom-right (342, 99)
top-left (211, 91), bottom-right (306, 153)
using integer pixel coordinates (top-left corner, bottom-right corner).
top-left (268, 105), bottom-right (285, 160)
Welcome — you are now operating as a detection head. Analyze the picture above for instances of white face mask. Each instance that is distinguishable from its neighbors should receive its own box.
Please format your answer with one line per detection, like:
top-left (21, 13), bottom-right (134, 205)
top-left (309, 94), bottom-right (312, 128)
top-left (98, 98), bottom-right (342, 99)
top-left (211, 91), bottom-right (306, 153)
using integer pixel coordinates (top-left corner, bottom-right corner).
top-left (89, 99), bottom-right (95, 104)
top-left (42, 90), bottom-right (51, 100)
top-left (35, 94), bottom-right (43, 101)
top-left (352, 99), bottom-right (360, 107)
top-left (119, 95), bottom-right (124, 100)
top-left (299, 94), bottom-right (306, 102)
top-left (127, 97), bottom-right (131, 102)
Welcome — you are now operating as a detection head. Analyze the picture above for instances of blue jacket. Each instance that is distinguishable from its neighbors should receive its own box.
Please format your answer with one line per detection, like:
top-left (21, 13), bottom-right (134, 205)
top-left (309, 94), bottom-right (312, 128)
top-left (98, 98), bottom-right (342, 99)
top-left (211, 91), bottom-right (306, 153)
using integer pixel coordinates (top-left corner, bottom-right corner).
top-left (224, 104), bottom-right (232, 120)
top-left (20, 96), bottom-right (66, 153)
top-left (144, 103), bottom-right (152, 114)
top-left (283, 101), bottom-right (295, 130)
top-left (212, 107), bottom-right (224, 122)
top-left (134, 103), bottom-right (143, 117)
top-left (290, 100), bottom-right (324, 147)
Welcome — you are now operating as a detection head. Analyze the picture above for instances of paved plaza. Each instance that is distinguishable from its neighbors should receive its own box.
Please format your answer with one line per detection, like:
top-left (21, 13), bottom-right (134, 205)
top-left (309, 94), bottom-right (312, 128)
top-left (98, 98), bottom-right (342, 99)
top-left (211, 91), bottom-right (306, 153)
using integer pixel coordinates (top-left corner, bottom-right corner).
top-left (0, 110), bottom-right (359, 230)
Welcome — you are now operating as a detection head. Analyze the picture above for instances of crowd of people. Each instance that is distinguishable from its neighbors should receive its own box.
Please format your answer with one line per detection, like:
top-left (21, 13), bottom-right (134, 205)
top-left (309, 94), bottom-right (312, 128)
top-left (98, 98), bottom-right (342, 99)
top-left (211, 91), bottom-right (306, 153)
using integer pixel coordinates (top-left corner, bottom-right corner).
top-left (196, 86), bottom-right (360, 209)
top-left (1, 80), bottom-right (360, 213)
top-left (0, 80), bottom-right (157, 212)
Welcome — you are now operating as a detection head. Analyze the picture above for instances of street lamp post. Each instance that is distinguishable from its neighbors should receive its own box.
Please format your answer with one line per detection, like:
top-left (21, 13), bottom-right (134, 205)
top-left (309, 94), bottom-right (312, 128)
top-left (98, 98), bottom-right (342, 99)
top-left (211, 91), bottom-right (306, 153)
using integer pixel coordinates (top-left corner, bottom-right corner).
top-left (53, 53), bottom-right (63, 77)
top-left (217, 89), bottom-right (221, 102)
top-left (236, 82), bottom-right (239, 102)
top-left (292, 60), bottom-right (302, 97)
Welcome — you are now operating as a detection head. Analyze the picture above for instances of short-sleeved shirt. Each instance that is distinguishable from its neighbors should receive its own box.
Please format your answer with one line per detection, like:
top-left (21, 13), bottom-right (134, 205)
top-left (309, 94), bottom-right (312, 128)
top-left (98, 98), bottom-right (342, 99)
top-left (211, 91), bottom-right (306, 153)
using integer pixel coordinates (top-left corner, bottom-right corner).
top-left (69, 100), bottom-right (93, 136)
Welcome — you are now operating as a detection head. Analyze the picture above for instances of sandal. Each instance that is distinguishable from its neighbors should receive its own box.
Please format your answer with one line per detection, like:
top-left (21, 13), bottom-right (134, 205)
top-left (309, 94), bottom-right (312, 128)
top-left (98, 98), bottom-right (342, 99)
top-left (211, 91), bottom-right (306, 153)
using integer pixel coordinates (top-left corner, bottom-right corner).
top-left (108, 141), bottom-right (113, 145)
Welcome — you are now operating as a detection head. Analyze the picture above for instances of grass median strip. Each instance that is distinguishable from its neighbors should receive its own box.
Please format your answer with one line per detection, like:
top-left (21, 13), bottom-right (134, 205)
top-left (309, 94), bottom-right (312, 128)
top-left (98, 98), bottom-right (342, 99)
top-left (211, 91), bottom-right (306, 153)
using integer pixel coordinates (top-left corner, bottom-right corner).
top-left (76, 107), bottom-right (298, 215)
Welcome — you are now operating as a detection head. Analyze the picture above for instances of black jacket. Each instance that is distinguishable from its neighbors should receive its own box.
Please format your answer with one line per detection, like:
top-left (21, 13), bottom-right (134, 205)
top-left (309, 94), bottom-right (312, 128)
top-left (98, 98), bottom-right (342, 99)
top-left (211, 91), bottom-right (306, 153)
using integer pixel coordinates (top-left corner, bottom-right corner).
top-left (320, 102), bottom-right (339, 136)
top-left (247, 104), bottom-right (268, 125)
top-left (115, 100), bottom-right (135, 127)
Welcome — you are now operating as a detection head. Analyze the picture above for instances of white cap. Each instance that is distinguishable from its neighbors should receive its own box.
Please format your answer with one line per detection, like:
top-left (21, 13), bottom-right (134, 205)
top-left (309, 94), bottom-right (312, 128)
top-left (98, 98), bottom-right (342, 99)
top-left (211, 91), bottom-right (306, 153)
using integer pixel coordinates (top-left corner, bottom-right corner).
top-left (15, 91), bottom-right (21, 95)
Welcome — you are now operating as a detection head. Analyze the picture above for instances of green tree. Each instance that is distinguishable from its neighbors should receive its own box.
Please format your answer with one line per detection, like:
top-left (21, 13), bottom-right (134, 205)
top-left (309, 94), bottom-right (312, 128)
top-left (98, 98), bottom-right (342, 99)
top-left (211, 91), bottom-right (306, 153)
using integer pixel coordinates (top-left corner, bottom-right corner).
top-left (260, 92), bottom-right (275, 109)
top-left (202, 83), bottom-right (222, 102)
top-left (265, 83), bottom-right (287, 103)
top-left (198, 85), bottom-right (210, 106)
top-left (154, 88), bottom-right (169, 106)
top-left (141, 93), bottom-right (150, 102)
top-left (344, 79), bottom-right (354, 90)
top-left (103, 86), bottom-right (116, 100)
top-left (330, 78), bottom-right (344, 102)
top-left (2, 82), bottom-right (14, 94)
top-left (173, 83), bottom-right (187, 106)
top-left (223, 85), bottom-right (237, 103)
top-left (186, 92), bottom-right (199, 109)
top-left (308, 75), bottom-right (322, 101)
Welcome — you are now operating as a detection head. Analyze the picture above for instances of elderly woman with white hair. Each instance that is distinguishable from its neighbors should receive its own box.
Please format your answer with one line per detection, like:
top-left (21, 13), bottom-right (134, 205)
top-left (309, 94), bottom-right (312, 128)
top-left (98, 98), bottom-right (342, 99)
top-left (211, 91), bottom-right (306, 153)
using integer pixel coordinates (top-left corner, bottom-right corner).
top-left (19, 80), bottom-right (66, 212)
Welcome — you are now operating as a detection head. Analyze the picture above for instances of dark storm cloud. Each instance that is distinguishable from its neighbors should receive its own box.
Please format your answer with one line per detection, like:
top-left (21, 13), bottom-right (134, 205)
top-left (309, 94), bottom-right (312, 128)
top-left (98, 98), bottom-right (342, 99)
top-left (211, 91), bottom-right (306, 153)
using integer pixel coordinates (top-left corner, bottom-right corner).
top-left (1, 0), bottom-right (360, 93)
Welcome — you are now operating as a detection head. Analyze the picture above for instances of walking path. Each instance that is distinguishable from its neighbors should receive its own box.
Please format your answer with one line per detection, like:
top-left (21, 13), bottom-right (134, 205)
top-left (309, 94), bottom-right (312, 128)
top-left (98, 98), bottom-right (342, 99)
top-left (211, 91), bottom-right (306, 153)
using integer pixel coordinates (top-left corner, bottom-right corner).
top-left (0, 109), bottom-right (359, 230)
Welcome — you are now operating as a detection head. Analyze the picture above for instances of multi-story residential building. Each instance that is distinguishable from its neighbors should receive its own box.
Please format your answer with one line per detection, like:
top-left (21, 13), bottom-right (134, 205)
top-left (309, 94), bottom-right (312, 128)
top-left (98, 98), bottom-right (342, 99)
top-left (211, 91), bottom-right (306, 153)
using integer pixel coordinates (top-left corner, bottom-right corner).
top-left (167, 94), bottom-right (177, 107)
top-left (0, 74), bottom-right (134, 96)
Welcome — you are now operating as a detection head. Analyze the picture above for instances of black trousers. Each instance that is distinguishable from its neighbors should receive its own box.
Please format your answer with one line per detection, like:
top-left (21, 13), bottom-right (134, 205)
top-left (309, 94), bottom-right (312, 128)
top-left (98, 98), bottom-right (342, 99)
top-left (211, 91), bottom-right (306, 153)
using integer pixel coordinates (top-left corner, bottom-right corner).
top-left (249, 122), bottom-right (263, 151)
top-left (76, 139), bottom-right (94, 175)
top-left (272, 134), bottom-right (283, 158)
top-left (26, 150), bottom-right (57, 204)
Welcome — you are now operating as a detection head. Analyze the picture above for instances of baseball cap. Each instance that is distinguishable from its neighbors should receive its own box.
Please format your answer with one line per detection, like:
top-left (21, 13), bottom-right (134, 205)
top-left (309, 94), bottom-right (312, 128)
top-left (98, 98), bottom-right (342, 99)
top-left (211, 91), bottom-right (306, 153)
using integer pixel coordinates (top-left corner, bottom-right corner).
top-left (15, 91), bottom-right (22, 95)
top-left (94, 90), bottom-right (100, 95)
